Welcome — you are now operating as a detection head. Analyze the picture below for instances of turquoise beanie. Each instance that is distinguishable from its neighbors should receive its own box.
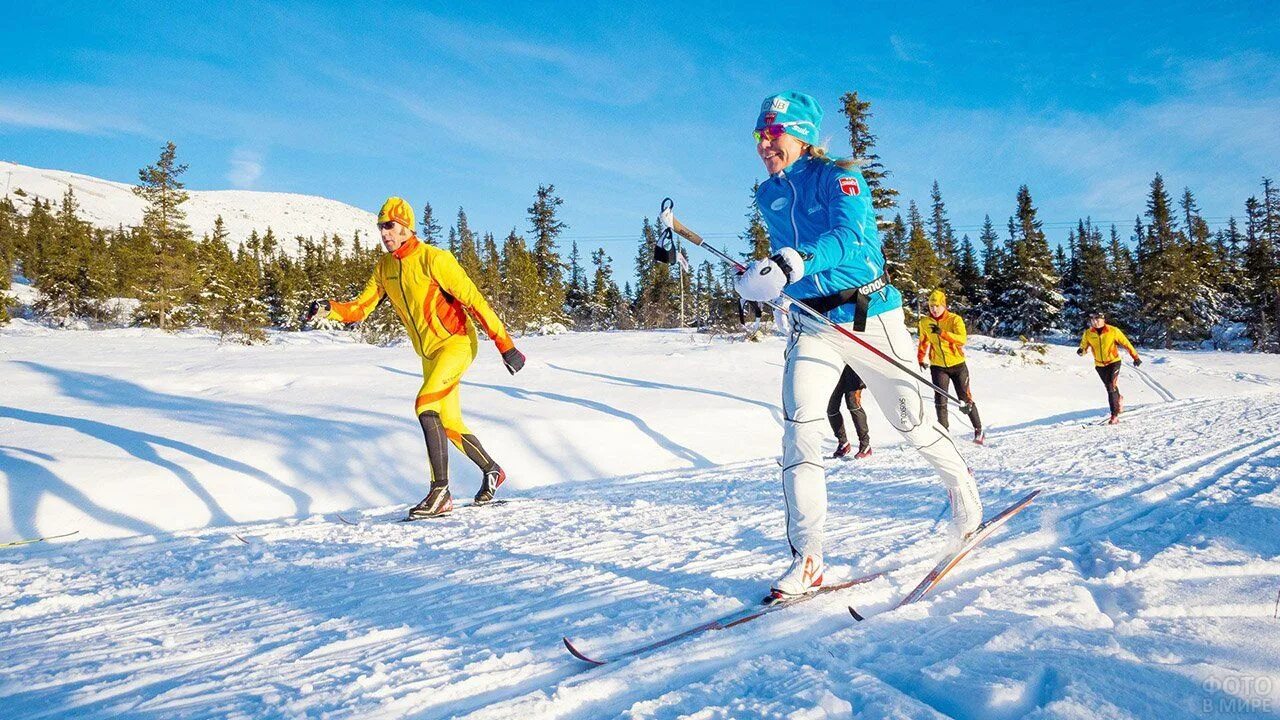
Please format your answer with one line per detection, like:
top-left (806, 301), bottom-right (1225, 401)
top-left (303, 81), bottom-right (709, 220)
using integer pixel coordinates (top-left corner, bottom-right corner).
top-left (755, 91), bottom-right (823, 145)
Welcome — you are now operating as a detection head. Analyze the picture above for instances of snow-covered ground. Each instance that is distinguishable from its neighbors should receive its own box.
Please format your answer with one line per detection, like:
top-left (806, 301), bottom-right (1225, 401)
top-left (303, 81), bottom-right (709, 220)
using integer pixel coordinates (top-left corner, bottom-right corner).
top-left (1, 160), bottom-right (375, 250)
top-left (3, 322), bottom-right (1279, 718)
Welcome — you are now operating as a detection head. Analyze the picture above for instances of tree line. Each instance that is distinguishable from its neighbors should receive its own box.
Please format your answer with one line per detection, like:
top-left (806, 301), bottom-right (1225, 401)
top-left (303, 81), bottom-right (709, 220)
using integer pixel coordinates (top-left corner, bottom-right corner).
top-left (2, 93), bottom-right (1278, 350)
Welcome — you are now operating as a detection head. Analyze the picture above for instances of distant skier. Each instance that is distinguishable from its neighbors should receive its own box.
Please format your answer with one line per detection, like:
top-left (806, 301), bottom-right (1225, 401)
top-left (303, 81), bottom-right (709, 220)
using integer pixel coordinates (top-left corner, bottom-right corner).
top-left (1077, 311), bottom-right (1141, 424)
top-left (916, 289), bottom-right (985, 444)
top-left (306, 197), bottom-right (525, 518)
top-left (828, 368), bottom-right (871, 459)
top-left (729, 91), bottom-right (983, 601)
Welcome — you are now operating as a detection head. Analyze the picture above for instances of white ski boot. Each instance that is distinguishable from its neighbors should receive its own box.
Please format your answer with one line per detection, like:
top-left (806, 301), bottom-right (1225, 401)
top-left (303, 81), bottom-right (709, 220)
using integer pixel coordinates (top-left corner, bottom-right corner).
top-left (767, 553), bottom-right (824, 603)
top-left (947, 479), bottom-right (983, 545)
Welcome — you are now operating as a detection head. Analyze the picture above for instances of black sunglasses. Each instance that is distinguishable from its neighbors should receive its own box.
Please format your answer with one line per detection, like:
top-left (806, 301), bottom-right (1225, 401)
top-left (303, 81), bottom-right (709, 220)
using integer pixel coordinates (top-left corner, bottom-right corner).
top-left (378, 221), bottom-right (398, 230)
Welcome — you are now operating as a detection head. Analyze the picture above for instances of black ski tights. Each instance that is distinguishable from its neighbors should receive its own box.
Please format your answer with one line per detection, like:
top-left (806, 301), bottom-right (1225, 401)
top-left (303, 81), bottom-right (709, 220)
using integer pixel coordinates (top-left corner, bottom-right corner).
top-left (931, 362), bottom-right (982, 430)
top-left (1095, 361), bottom-right (1122, 415)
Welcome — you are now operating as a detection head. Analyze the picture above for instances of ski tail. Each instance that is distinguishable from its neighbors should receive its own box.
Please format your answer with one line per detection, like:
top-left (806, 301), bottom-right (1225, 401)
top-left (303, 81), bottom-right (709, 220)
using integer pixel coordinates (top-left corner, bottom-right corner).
top-left (1, 530), bottom-right (80, 548)
top-left (564, 571), bottom-right (885, 666)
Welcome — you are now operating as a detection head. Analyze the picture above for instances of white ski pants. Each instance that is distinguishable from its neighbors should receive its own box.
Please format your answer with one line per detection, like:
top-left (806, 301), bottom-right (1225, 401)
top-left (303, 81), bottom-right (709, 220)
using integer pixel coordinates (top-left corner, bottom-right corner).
top-left (780, 306), bottom-right (981, 558)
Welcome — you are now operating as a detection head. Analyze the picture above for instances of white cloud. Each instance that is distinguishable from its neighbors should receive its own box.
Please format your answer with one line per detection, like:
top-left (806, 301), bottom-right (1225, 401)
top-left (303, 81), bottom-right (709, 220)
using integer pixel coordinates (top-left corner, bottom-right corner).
top-left (0, 101), bottom-right (145, 136)
top-left (227, 149), bottom-right (263, 189)
top-left (889, 35), bottom-right (930, 65)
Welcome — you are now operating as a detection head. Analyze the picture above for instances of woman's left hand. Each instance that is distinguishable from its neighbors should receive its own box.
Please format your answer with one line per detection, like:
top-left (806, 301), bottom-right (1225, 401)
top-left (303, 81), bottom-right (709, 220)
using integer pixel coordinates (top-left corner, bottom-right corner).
top-left (734, 248), bottom-right (804, 302)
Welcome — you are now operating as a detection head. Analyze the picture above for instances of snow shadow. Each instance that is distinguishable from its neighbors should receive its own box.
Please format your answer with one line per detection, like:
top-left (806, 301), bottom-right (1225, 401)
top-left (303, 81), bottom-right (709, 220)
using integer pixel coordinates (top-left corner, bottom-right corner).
top-left (464, 380), bottom-right (716, 469)
top-left (0, 445), bottom-right (162, 539)
top-left (7, 362), bottom-right (416, 534)
top-left (546, 362), bottom-right (786, 426)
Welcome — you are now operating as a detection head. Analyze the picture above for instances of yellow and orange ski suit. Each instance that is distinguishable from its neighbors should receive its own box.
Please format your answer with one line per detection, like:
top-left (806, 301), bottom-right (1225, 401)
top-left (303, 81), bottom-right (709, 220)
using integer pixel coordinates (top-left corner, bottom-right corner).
top-left (327, 235), bottom-right (514, 446)
top-left (916, 310), bottom-right (968, 368)
top-left (1078, 325), bottom-right (1139, 366)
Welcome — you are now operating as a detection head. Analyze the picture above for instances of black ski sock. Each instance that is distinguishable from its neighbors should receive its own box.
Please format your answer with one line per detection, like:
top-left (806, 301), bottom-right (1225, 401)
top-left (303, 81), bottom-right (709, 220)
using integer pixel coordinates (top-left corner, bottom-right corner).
top-left (851, 407), bottom-right (870, 447)
top-left (966, 403), bottom-right (982, 430)
top-left (418, 411), bottom-right (450, 489)
top-left (459, 433), bottom-right (498, 473)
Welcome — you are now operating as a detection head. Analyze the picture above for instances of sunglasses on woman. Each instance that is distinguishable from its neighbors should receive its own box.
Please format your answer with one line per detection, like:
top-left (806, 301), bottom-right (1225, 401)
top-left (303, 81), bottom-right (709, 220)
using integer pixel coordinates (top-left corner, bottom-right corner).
top-left (753, 120), bottom-right (813, 143)
top-left (378, 221), bottom-right (398, 230)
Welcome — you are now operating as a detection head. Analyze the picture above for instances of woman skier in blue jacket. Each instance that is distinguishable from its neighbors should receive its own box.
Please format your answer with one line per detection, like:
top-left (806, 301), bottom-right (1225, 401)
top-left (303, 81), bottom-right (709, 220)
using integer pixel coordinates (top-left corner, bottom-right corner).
top-left (734, 91), bottom-right (984, 600)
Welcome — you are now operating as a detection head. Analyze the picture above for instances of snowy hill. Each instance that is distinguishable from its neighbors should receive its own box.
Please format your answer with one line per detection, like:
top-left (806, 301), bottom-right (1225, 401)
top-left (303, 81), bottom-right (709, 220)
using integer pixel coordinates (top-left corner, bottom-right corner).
top-left (2, 325), bottom-right (1279, 718)
top-left (0, 160), bottom-right (376, 251)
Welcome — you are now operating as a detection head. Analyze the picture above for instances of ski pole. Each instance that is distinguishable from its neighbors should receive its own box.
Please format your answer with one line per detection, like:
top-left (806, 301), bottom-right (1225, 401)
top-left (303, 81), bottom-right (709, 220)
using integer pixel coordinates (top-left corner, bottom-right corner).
top-left (658, 199), bottom-right (974, 414)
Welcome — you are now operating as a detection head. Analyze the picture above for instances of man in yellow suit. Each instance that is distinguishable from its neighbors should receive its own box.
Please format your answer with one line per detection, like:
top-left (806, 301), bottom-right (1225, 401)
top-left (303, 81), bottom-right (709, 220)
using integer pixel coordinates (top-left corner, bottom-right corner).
top-left (917, 289), bottom-right (984, 444)
top-left (1078, 311), bottom-right (1141, 424)
top-left (309, 197), bottom-right (525, 519)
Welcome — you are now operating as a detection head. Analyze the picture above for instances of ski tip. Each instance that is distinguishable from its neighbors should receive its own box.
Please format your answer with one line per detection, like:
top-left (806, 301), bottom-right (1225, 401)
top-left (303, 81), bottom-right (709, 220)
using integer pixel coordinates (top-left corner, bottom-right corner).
top-left (233, 534), bottom-right (249, 544)
top-left (337, 514), bottom-right (356, 526)
top-left (848, 606), bottom-right (865, 622)
top-left (562, 637), bottom-right (605, 666)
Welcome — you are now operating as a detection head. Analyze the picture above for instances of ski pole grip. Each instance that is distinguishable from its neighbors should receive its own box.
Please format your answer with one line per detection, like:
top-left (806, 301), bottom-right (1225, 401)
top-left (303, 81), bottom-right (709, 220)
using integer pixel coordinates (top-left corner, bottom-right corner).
top-left (670, 217), bottom-right (705, 247)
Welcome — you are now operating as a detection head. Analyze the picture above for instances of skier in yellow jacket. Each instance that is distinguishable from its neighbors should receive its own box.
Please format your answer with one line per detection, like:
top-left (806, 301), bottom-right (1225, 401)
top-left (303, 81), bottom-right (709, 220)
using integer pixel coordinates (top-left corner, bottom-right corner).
top-left (308, 197), bottom-right (526, 519)
top-left (1078, 312), bottom-right (1141, 424)
top-left (916, 289), bottom-right (984, 444)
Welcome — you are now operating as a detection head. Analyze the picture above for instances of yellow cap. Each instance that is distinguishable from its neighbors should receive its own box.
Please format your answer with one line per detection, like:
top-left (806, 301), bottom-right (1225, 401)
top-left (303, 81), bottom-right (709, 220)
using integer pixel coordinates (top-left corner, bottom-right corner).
top-left (928, 289), bottom-right (947, 306)
top-left (378, 197), bottom-right (415, 229)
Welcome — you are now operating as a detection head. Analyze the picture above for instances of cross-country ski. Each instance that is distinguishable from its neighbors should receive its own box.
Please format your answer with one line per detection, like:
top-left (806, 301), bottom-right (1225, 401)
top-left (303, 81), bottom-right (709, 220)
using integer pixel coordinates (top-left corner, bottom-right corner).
top-left (564, 572), bottom-right (885, 666)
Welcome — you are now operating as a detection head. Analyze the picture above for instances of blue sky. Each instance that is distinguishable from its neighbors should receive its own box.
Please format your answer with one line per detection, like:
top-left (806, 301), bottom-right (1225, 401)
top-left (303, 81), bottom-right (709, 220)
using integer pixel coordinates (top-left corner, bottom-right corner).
top-left (3, 1), bottom-right (1278, 281)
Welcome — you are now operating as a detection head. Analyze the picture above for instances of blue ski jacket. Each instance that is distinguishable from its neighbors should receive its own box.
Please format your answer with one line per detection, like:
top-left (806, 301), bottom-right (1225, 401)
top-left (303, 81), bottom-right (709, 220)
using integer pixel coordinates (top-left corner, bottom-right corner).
top-left (755, 154), bottom-right (902, 323)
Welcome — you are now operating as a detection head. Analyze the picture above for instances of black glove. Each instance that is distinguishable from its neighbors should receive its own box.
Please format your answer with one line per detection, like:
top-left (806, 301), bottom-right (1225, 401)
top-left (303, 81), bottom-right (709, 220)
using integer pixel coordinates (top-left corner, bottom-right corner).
top-left (930, 323), bottom-right (941, 334)
top-left (302, 299), bottom-right (329, 325)
top-left (918, 361), bottom-right (928, 372)
top-left (502, 347), bottom-right (526, 375)
top-left (1133, 357), bottom-right (1142, 367)
top-left (1077, 348), bottom-right (1086, 356)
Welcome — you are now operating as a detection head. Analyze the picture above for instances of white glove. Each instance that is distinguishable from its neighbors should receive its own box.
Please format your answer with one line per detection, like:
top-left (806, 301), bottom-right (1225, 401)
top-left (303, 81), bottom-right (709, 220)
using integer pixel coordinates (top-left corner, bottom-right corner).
top-left (734, 247), bottom-right (804, 302)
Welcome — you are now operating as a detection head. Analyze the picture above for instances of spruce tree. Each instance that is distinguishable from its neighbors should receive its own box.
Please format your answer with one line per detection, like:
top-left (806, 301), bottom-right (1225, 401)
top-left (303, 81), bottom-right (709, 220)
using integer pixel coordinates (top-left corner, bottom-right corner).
top-left (446, 226), bottom-right (459, 256)
top-left (1242, 192), bottom-right (1278, 350)
top-left (479, 231), bottom-right (503, 310)
top-left (500, 228), bottom-right (540, 332)
top-left (837, 91), bottom-right (898, 225)
top-left (899, 201), bottom-right (943, 315)
top-left (527, 185), bottom-right (568, 326)
top-left (1180, 187), bottom-right (1226, 339)
top-left (1262, 178), bottom-right (1280, 349)
top-left (998, 185), bottom-right (1062, 337)
top-left (739, 185), bottom-right (774, 323)
top-left (35, 188), bottom-right (106, 321)
top-left (1136, 173), bottom-right (1195, 346)
top-left (1074, 219), bottom-right (1112, 326)
top-left (19, 198), bottom-right (56, 283)
top-left (455, 208), bottom-right (483, 282)
top-left (953, 234), bottom-right (983, 317)
top-left (420, 202), bottom-right (443, 246)
top-left (882, 213), bottom-right (908, 294)
top-left (0, 197), bottom-right (17, 322)
top-left (978, 215), bottom-right (1006, 328)
top-left (132, 141), bottom-right (197, 330)
top-left (928, 180), bottom-right (960, 301)
top-left (743, 182), bottom-right (771, 261)
top-left (565, 240), bottom-right (587, 327)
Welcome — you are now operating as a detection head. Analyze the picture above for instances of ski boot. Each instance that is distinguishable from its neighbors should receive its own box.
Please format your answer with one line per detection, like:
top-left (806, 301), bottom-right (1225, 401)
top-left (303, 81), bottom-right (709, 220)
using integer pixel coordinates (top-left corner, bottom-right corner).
top-left (473, 467), bottom-right (506, 505)
top-left (407, 487), bottom-right (452, 520)
top-left (765, 553), bottom-right (824, 604)
top-left (832, 442), bottom-right (853, 460)
top-left (855, 443), bottom-right (873, 459)
top-left (973, 428), bottom-right (986, 445)
top-left (1108, 414), bottom-right (1120, 425)
top-left (947, 481), bottom-right (983, 546)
